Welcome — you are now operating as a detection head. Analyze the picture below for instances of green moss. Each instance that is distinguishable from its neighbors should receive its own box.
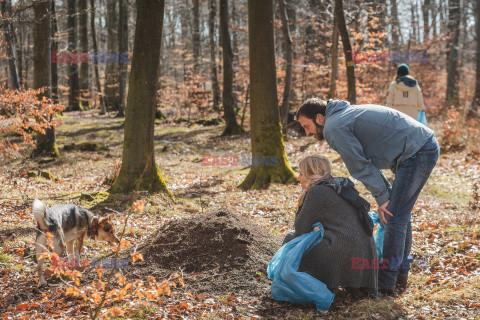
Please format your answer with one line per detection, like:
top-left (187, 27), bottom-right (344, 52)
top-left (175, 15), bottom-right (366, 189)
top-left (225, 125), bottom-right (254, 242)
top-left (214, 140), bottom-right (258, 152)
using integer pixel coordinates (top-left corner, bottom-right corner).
top-left (0, 253), bottom-right (12, 267)
top-left (239, 121), bottom-right (296, 189)
top-left (63, 142), bottom-right (109, 152)
top-left (40, 170), bottom-right (57, 180)
top-left (221, 123), bottom-right (244, 136)
top-left (109, 163), bottom-right (172, 198)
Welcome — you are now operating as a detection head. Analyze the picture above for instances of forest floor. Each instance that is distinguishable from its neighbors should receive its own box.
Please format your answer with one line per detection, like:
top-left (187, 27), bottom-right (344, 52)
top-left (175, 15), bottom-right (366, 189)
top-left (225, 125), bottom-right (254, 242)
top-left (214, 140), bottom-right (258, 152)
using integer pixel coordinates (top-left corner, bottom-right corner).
top-left (0, 110), bottom-right (479, 319)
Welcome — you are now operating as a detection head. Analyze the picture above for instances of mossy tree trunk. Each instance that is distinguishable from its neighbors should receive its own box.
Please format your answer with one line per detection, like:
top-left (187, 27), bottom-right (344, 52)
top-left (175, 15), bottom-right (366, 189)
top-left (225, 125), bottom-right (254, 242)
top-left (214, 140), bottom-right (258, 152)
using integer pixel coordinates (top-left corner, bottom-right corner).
top-left (78, 0), bottom-right (89, 107)
top-left (109, 0), bottom-right (170, 195)
top-left (32, 0), bottom-right (59, 158)
top-left (67, 0), bottom-right (80, 111)
top-left (239, 0), bottom-right (296, 190)
top-left (219, 0), bottom-right (243, 136)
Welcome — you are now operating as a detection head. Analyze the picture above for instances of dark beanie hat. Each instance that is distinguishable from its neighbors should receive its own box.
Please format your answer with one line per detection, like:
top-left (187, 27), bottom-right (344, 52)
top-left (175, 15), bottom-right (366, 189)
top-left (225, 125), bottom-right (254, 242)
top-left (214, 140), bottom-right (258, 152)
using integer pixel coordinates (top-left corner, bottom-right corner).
top-left (397, 63), bottom-right (410, 76)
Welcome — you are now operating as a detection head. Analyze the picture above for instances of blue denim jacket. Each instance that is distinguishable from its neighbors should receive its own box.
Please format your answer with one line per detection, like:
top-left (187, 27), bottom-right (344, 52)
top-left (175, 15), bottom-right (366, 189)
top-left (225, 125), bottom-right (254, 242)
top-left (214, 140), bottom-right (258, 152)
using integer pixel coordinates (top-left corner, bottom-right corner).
top-left (323, 100), bottom-right (434, 206)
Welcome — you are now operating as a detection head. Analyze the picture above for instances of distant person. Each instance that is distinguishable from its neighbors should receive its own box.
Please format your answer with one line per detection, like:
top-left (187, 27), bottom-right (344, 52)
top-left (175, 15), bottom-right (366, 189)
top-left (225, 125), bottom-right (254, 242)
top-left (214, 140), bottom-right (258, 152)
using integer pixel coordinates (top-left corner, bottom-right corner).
top-left (283, 155), bottom-right (378, 298)
top-left (296, 98), bottom-right (439, 295)
top-left (386, 63), bottom-right (425, 120)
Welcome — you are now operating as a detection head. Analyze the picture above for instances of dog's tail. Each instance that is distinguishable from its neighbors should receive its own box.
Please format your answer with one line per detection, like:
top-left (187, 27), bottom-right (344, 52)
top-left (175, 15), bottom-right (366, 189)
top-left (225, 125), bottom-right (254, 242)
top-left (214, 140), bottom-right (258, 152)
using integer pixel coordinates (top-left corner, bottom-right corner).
top-left (33, 199), bottom-right (48, 231)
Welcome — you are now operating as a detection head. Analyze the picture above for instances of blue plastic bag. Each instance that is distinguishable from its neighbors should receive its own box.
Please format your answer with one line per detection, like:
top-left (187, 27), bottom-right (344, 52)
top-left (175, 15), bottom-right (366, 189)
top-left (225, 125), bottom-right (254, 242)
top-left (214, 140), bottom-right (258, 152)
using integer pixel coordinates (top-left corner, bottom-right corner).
top-left (368, 212), bottom-right (413, 267)
top-left (417, 110), bottom-right (428, 127)
top-left (267, 222), bottom-right (334, 311)
top-left (368, 212), bottom-right (385, 260)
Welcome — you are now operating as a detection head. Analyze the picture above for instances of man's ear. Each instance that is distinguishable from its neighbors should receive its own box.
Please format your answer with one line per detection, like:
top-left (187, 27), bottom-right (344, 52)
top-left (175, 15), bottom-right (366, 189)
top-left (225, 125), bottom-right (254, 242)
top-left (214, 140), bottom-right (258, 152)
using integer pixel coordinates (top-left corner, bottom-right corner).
top-left (315, 114), bottom-right (325, 126)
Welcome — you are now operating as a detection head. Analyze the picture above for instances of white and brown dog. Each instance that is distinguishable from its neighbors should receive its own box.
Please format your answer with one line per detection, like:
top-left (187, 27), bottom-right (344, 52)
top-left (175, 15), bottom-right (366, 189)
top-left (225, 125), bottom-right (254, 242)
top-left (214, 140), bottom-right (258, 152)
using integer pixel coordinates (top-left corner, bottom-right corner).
top-left (33, 199), bottom-right (120, 285)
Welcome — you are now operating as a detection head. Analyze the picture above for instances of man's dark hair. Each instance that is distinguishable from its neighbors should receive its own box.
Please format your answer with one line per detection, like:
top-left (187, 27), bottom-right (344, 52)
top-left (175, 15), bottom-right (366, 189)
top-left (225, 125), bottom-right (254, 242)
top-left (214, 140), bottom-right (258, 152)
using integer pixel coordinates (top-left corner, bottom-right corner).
top-left (296, 98), bottom-right (328, 121)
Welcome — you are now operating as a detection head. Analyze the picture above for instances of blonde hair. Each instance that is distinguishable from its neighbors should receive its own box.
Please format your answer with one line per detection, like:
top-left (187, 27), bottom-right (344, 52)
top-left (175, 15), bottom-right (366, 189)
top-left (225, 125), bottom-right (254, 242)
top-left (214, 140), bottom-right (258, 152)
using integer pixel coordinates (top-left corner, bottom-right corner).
top-left (297, 155), bottom-right (332, 208)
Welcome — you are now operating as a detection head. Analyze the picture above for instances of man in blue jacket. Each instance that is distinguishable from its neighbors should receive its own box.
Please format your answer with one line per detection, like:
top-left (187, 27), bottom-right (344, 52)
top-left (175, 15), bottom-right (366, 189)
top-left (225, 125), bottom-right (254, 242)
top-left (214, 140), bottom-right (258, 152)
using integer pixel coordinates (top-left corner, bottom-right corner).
top-left (296, 98), bottom-right (439, 295)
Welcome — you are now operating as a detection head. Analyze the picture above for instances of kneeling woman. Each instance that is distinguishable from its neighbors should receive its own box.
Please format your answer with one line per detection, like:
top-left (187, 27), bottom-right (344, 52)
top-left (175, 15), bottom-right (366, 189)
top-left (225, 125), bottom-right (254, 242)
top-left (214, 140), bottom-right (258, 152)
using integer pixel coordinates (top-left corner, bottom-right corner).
top-left (285, 156), bottom-right (377, 294)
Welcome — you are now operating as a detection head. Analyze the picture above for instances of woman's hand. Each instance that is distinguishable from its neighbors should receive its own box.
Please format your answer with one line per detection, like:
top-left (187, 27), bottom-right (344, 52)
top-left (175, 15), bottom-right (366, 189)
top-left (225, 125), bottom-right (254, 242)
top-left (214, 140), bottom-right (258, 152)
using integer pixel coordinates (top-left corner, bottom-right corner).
top-left (378, 200), bottom-right (393, 225)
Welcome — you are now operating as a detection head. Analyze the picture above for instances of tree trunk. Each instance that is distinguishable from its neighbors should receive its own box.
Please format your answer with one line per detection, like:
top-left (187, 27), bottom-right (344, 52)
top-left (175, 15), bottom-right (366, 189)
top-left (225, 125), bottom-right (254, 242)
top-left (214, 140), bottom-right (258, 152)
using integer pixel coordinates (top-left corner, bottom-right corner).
top-left (422, 0), bottom-right (431, 42)
top-left (78, 0), bottom-right (89, 106)
top-left (32, 0), bottom-right (59, 158)
top-left (231, 0), bottom-right (239, 64)
top-left (471, 0), bottom-right (480, 117)
top-left (278, 0), bottom-right (294, 132)
top-left (67, 0), bottom-right (80, 111)
top-left (192, 0), bottom-right (201, 73)
top-left (208, 0), bottom-right (220, 109)
top-left (219, 0), bottom-right (243, 135)
top-left (117, 0), bottom-right (128, 117)
top-left (390, 0), bottom-right (400, 49)
top-left (15, 9), bottom-right (23, 87)
top-left (109, 0), bottom-right (170, 195)
top-left (1, 0), bottom-right (20, 89)
top-left (446, 0), bottom-right (460, 104)
top-left (180, 0), bottom-right (190, 82)
top-left (328, 8), bottom-right (339, 99)
top-left (51, 0), bottom-right (59, 103)
top-left (89, 0), bottom-right (106, 113)
top-left (239, 0), bottom-right (295, 190)
top-left (335, 0), bottom-right (356, 104)
top-left (104, 0), bottom-right (118, 111)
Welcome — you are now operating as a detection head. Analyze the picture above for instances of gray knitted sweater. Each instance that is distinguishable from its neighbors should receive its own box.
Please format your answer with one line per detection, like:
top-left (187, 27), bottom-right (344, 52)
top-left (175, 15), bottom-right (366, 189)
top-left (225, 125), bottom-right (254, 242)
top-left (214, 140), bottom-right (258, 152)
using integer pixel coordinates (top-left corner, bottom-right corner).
top-left (284, 184), bottom-right (378, 290)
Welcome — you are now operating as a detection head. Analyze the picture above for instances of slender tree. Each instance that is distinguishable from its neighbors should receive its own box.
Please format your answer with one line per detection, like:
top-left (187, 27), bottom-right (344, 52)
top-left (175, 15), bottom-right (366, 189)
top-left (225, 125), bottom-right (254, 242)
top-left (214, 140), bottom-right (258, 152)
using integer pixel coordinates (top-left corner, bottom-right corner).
top-left (1, 0), bottom-right (20, 89)
top-left (335, 0), bottom-right (356, 104)
top-left (78, 0), bottom-right (89, 106)
top-left (51, 0), bottom-right (59, 103)
top-left (422, 0), bottom-right (431, 41)
top-left (192, 0), bottom-right (201, 73)
top-left (471, 0), bottom-right (480, 117)
top-left (219, 0), bottom-right (243, 135)
top-left (278, 0), bottom-right (294, 132)
top-left (117, 0), bottom-right (128, 117)
top-left (390, 0), bottom-right (400, 48)
top-left (446, 0), bottom-right (460, 104)
top-left (67, 0), bottom-right (80, 110)
top-left (208, 0), bottom-right (220, 109)
top-left (180, 0), bottom-right (190, 82)
top-left (109, 0), bottom-right (170, 195)
top-left (239, 0), bottom-right (296, 190)
top-left (90, 0), bottom-right (106, 113)
top-left (328, 6), bottom-right (339, 99)
top-left (32, 0), bottom-right (59, 157)
top-left (104, 0), bottom-right (118, 110)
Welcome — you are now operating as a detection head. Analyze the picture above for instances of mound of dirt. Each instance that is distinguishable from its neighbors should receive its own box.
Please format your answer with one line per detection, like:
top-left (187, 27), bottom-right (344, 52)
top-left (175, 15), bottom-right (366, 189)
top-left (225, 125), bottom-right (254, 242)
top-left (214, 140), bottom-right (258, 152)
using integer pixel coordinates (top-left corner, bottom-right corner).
top-left (130, 209), bottom-right (281, 297)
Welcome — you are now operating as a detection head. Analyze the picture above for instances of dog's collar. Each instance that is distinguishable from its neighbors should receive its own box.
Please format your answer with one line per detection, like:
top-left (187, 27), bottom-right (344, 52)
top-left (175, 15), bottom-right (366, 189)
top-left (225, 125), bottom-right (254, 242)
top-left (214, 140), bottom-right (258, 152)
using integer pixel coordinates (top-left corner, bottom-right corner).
top-left (88, 217), bottom-right (99, 240)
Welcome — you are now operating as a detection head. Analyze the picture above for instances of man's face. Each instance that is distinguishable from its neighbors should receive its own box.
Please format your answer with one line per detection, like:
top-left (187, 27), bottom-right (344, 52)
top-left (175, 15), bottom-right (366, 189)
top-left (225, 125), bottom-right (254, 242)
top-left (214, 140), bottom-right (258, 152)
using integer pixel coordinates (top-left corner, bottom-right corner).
top-left (298, 114), bottom-right (325, 141)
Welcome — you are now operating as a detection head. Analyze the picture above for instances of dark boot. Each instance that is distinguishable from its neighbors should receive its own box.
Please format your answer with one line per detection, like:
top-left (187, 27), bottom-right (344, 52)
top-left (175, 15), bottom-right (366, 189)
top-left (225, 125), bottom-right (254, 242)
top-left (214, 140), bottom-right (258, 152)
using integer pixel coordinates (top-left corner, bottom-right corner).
top-left (396, 273), bottom-right (409, 292)
top-left (378, 286), bottom-right (396, 297)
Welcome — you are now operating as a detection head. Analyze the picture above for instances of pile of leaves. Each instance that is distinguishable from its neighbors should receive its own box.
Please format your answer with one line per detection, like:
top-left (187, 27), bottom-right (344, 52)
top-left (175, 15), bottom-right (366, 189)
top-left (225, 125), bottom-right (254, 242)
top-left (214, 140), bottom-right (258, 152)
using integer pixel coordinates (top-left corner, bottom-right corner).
top-left (131, 209), bottom-right (281, 297)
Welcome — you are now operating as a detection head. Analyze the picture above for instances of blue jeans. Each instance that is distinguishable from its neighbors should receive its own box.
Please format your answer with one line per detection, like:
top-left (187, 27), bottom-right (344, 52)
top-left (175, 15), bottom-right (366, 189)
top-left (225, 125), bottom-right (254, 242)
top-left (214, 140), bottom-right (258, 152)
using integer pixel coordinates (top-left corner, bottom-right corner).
top-left (378, 135), bottom-right (440, 289)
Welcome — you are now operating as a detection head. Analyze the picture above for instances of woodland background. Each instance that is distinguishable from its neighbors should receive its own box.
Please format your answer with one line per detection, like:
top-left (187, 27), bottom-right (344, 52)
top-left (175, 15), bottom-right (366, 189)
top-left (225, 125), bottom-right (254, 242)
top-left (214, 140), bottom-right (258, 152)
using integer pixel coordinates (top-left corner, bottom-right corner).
top-left (0, 0), bottom-right (479, 319)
